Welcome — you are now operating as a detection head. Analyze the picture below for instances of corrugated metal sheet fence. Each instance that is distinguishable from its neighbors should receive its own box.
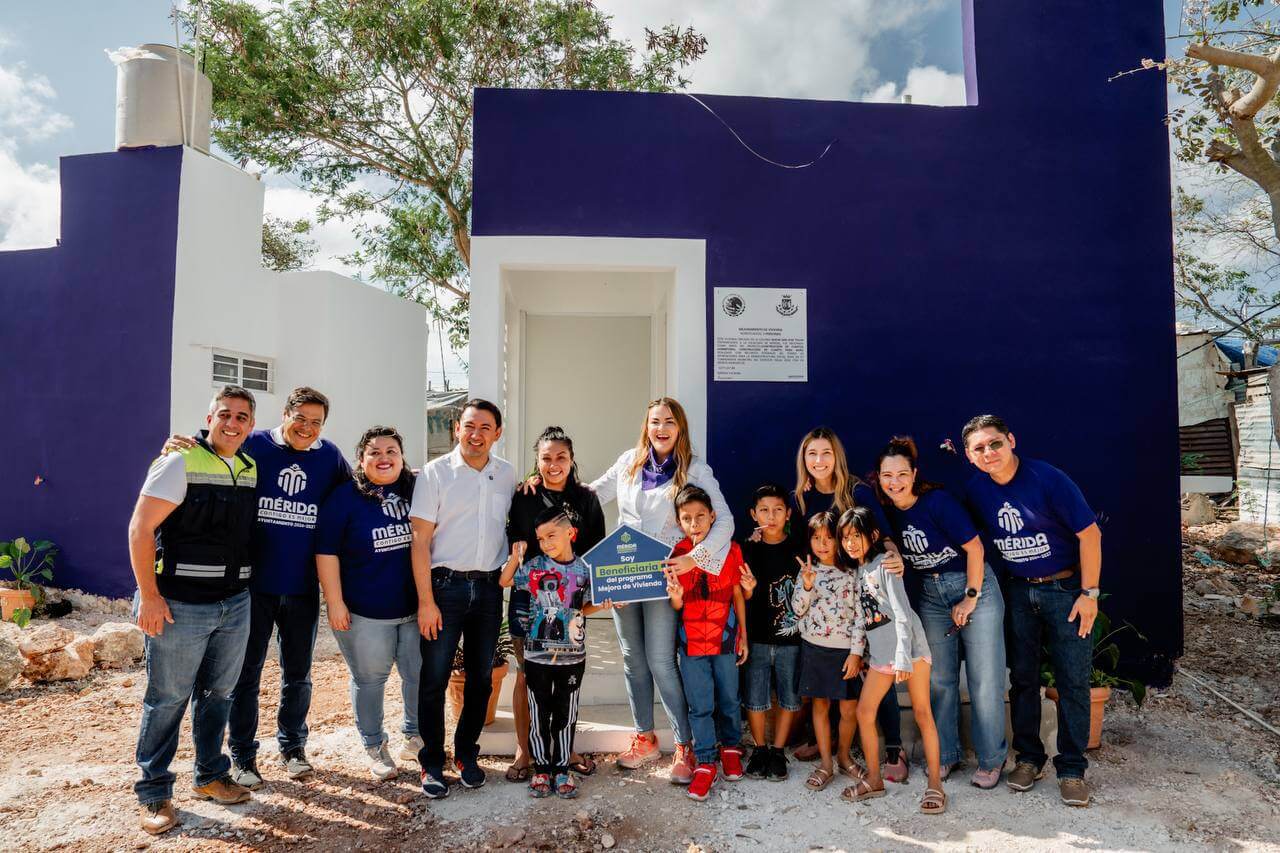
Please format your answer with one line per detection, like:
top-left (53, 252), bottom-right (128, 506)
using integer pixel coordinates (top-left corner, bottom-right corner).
top-left (1237, 371), bottom-right (1280, 527)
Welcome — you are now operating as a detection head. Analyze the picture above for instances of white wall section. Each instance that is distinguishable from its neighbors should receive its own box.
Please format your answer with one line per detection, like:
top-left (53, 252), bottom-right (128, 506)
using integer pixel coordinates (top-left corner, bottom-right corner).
top-left (171, 149), bottom-right (427, 464)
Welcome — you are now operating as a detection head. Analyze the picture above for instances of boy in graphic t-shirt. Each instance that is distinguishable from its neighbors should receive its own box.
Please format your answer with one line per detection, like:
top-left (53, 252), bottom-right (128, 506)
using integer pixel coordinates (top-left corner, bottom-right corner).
top-left (739, 483), bottom-right (804, 781)
top-left (666, 485), bottom-right (749, 801)
top-left (500, 506), bottom-right (613, 800)
top-left (961, 414), bottom-right (1101, 809)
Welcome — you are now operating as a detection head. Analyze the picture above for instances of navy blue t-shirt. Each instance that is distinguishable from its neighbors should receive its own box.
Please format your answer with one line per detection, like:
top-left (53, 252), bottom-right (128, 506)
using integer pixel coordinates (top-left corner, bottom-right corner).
top-left (243, 430), bottom-right (351, 595)
top-left (788, 481), bottom-right (893, 547)
top-left (315, 480), bottom-right (417, 619)
top-left (964, 458), bottom-right (1096, 578)
top-left (884, 489), bottom-right (978, 574)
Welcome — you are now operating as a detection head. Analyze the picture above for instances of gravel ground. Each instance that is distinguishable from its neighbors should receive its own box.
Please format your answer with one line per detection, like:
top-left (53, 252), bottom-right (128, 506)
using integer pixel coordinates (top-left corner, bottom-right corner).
top-left (3, 530), bottom-right (1279, 852)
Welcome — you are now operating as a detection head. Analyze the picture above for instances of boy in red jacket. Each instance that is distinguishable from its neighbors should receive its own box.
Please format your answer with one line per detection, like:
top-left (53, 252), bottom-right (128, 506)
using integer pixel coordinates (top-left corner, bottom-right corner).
top-left (666, 485), bottom-right (753, 801)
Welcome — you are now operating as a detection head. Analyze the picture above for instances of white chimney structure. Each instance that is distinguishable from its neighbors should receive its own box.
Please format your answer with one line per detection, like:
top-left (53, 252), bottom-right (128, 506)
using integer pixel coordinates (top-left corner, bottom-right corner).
top-left (109, 44), bottom-right (212, 152)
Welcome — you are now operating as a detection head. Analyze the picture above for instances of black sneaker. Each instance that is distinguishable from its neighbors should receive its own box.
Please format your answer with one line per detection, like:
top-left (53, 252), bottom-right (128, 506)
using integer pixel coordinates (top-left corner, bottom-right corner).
top-left (420, 767), bottom-right (450, 799)
top-left (765, 747), bottom-right (789, 782)
top-left (455, 757), bottom-right (486, 789)
top-left (744, 746), bottom-right (770, 779)
top-left (230, 758), bottom-right (264, 790)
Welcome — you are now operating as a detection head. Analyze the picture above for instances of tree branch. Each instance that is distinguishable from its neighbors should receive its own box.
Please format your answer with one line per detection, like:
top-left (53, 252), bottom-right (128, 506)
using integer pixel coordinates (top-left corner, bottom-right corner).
top-left (1188, 42), bottom-right (1280, 118)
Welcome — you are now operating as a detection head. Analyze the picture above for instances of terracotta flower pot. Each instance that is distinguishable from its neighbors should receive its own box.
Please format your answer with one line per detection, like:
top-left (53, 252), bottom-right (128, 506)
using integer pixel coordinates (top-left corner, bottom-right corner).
top-left (0, 588), bottom-right (35, 621)
top-left (446, 661), bottom-right (511, 727)
top-left (1045, 685), bottom-right (1111, 749)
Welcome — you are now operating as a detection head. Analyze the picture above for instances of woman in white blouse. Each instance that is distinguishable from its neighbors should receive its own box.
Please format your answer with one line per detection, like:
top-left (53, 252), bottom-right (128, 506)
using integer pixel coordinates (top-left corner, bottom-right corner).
top-left (588, 397), bottom-right (735, 784)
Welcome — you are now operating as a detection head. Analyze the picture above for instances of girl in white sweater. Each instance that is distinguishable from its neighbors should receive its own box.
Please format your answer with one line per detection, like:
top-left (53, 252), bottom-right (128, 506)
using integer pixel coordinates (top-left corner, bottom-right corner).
top-left (790, 510), bottom-right (861, 790)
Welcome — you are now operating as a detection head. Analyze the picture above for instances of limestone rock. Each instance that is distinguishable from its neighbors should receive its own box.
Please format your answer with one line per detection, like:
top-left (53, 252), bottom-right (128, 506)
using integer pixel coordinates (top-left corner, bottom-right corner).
top-left (91, 622), bottom-right (143, 668)
top-left (0, 633), bottom-right (24, 690)
top-left (18, 624), bottom-right (74, 657)
top-left (495, 826), bottom-right (525, 848)
top-left (1239, 595), bottom-right (1263, 617)
top-left (1181, 493), bottom-right (1216, 527)
top-left (23, 635), bottom-right (94, 681)
top-left (1194, 577), bottom-right (1240, 597)
top-left (1208, 523), bottom-right (1267, 565)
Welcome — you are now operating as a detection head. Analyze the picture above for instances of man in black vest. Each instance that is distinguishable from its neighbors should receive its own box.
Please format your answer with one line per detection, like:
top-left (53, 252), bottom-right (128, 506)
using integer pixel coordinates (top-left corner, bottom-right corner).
top-left (127, 386), bottom-right (259, 835)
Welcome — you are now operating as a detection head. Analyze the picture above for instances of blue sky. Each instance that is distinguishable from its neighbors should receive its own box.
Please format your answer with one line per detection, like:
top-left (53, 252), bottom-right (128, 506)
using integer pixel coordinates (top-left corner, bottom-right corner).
top-left (0, 1), bottom-right (1197, 376)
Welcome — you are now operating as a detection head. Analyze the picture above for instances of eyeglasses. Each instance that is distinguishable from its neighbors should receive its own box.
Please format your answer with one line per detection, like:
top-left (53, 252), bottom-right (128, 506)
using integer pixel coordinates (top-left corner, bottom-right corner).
top-left (969, 439), bottom-right (1006, 455)
top-left (288, 414), bottom-right (325, 430)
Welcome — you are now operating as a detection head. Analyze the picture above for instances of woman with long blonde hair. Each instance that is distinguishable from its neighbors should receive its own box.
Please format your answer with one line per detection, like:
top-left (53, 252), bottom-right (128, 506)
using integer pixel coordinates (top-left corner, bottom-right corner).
top-left (588, 397), bottom-right (735, 784)
top-left (788, 426), bottom-right (909, 781)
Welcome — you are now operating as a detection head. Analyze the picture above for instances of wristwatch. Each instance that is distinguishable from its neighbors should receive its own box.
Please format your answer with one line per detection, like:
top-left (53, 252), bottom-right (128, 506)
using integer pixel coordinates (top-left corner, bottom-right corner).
top-left (1081, 587), bottom-right (1101, 600)
top-left (965, 587), bottom-right (981, 600)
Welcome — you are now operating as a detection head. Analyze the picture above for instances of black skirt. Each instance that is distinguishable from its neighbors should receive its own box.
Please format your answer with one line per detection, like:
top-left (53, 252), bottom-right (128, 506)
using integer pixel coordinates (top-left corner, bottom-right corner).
top-left (798, 640), bottom-right (859, 701)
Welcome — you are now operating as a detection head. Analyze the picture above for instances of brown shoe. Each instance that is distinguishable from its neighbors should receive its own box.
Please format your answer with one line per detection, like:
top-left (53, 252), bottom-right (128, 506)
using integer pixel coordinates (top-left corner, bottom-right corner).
top-left (1059, 776), bottom-right (1091, 807)
top-left (192, 775), bottom-right (252, 804)
top-left (139, 799), bottom-right (177, 835)
top-left (1005, 761), bottom-right (1044, 792)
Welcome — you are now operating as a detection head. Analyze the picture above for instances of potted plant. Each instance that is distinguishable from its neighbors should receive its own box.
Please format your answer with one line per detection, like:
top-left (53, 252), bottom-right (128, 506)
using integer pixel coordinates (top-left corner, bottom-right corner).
top-left (0, 537), bottom-right (56, 627)
top-left (447, 620), bottom-right (514, 726)
top-left (1042, 604), bottom-right (1147, 749)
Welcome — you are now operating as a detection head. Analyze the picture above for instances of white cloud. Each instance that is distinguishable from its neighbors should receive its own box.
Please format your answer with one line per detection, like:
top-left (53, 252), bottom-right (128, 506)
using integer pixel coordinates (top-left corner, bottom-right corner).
top-left (864, 65), bottom-right (966, 105)
top-left (0, 56), bottom-right (71, 249)
top-left (0, 150), bottom-right (59, 250)
top-left (595, 0), bottom-right (953, 102)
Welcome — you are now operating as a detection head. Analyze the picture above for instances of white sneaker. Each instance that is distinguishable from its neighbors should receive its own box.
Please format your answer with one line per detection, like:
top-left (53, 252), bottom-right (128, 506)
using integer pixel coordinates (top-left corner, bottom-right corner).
top-left (399, 736), bottom-right (425, 764)
top-left (366, 743), bottom-right (398, 780)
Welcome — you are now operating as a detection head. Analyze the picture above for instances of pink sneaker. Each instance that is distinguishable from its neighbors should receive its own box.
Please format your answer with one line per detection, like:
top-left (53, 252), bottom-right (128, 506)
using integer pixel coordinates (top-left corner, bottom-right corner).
top-left (669, 743), bottom-right (696, 785)
top-left (971, 766), bottom-right (1002, 789)
top-left (617, 733), bottom-right (660, 769)
top-left (883, 750), bottom-right (909, 784)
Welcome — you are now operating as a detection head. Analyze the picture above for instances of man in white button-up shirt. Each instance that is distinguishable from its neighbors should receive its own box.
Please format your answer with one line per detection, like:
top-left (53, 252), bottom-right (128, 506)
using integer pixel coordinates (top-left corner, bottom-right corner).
top-left (408, 399), bottom-right (516, 797)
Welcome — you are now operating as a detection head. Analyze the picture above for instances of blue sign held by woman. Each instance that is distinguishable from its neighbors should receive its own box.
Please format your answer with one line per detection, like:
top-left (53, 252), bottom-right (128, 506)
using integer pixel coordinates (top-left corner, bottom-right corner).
top-left (582, 524), bottom-right (672, 605)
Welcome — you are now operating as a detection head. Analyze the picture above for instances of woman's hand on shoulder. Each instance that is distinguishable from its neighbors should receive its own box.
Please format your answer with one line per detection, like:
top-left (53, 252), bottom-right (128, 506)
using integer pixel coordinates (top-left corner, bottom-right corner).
top-left (161, 434), bottom-right (198, 455)
top-left (881, 549), bottom-right (905, 577)
top-left (518, 475), bottom-right (541, 495)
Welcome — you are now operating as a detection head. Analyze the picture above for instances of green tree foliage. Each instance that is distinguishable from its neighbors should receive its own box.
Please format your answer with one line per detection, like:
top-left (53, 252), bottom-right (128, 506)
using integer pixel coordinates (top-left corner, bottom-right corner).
top-left (185, 0), bottom-right (707, 348)
top-left (261, 214), bottom-right (317, 271)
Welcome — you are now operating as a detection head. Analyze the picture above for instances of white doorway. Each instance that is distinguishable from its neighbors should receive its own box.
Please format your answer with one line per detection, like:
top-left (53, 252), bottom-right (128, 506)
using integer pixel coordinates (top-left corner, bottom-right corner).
top-left (521, 314), bottom-right (653, 529)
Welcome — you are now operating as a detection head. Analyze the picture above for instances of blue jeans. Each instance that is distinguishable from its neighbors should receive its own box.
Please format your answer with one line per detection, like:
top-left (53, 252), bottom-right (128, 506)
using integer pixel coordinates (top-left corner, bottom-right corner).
top-left (678, 651), bottom-right (741, 764)
top-left (417, 572), bottom-right (503, 769)
top-left (917, 565), bottom-right (1008, 769)
top-left (333, 612), bottom-right (421, 748)
top-left (613, 598), bottom-right (691, 745)
top-left (744, 642), bottom-right (801, 712)
top-left (133, 590), bottom-right (250, 805)
top-left (228, 590), bottom-right (319, 763)
top-left (1007, 574), bottom-right (1092, 778)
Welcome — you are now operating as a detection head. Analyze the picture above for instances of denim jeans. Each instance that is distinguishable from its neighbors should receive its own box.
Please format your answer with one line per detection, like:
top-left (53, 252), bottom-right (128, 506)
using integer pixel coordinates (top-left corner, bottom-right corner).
top-left (1007, 574), bottom-right (1092, 778)
top-left (417, 572), bottom-right (503, 769)
top-left (613, 597), bottom-right (691, 745)
top-left (133, 590), bottom-right (250, 805)
top-left (917, 565), bottom-right (1008, 769)
top-left (678, 651), bottom-right (741, 764)
top-left (333, 612), bottom-right (421, 748)
top-left (744, 642), bottom-right (801, 712)
top-left (228, 590), bottom-right (319, 763)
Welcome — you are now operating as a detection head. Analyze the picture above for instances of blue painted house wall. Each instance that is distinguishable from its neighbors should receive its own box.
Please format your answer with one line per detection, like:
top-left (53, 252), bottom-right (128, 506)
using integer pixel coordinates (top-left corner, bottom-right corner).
top-left (472, 1), bottom-right (1180, 674)
top-left (0, 147), bottom-right (181, 598)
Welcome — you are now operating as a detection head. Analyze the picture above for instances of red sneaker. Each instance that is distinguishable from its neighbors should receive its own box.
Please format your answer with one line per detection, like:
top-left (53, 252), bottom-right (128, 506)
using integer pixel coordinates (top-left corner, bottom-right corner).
top-left (720, 746), bottom-right (745, 781)
top-left (687, 763), bottom-right (718, 801)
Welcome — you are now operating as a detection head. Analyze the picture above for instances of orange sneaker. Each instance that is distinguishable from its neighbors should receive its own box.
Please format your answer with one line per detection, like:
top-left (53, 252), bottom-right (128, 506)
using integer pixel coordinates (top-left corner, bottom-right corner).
top-left (669, 743), bottom-right (696, 785)
top-left (616, 733), bottom-right (660, 769)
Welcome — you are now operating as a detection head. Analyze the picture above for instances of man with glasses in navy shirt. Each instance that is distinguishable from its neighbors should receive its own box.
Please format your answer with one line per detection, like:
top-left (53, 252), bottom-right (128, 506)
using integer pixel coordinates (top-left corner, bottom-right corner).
top-left (960, 414), bottom-right (1101, 808)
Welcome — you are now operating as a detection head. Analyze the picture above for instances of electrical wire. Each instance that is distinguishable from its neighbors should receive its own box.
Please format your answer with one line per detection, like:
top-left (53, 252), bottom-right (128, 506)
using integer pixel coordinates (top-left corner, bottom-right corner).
top-left (683, 93), bottom-right (836, 170)
top-left (1177, 301), bottom-right (1280, 359)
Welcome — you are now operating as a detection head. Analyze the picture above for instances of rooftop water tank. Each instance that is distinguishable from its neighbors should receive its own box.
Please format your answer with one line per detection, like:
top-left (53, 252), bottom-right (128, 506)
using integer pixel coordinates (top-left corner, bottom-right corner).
top-left (110, 44), bottom-right (211, 152)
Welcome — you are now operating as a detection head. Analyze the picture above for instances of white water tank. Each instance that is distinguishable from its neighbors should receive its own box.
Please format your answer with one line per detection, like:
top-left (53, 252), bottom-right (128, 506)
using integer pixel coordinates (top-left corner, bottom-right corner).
top-left (110, 44), bottom-right (211, 152)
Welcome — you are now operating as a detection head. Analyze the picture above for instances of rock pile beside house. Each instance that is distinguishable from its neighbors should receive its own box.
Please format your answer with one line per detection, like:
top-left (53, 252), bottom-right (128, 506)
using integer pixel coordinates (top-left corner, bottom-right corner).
top-left (0, 620), bottom-right (144, 688)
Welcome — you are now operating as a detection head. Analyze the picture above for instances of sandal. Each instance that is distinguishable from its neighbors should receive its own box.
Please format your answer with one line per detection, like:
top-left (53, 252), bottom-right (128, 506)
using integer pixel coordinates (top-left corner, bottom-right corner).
top-left (793, 742), bottom-right (821, 762)
top-left (505, 762), bottom-right (532, 783)
top-left (568, 754), bottom-right (597, 777)
top-left (805, 767), bottom-right (835, 791)
top-left (838, 762), bottom-right (866, 781)
top-left (840, 779), bottom-right (887, 802)
top-left (529, 773), bottom-right (552, 798)
top-left (920, 787), bottom-right (947, 815)
top-left (554, 772), bottom-right (578, 799)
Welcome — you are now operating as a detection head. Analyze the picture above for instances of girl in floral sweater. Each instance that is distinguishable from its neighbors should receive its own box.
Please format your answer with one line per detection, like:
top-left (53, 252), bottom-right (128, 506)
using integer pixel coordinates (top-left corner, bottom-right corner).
top-left (790, 511), bottom-right (862, 790)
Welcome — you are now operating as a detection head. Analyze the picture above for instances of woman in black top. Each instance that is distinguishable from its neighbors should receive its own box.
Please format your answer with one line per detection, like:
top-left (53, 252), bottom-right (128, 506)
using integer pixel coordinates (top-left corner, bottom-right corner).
top-left (503, 426), bottom-right (606, 782)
